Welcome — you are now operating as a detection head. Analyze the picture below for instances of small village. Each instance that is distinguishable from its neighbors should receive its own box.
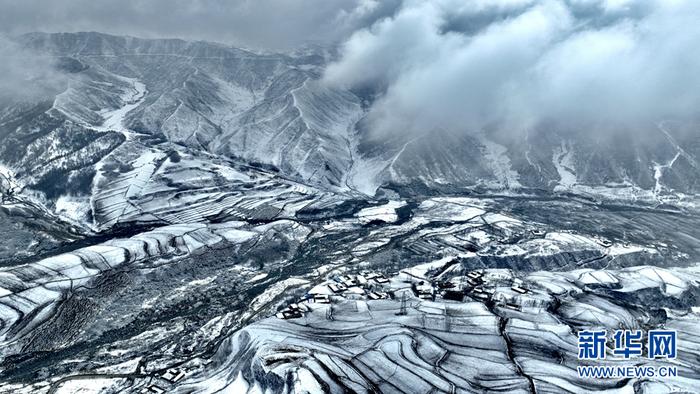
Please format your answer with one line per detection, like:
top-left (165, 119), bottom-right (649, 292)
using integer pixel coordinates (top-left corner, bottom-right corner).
top-left (140, 368), bottom-right (186, 394)
top-left (137, 263), bottom-right (542, 394)
top-left (274, 264), bottom-right (544, 322)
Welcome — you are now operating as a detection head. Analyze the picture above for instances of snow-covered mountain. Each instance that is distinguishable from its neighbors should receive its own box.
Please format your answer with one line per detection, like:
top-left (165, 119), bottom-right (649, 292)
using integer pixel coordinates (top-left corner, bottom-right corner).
top-left (1, 32), bottom-right (699, 394)
top-left (1, 32), bottom-right (697, 234)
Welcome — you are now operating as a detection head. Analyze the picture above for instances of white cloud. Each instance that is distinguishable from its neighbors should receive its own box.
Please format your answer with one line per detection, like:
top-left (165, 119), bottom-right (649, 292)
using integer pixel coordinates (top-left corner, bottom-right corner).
top-left (0, 36), bottom-right (67, 102)
top-left (324, 0), bottom-right (700, 138)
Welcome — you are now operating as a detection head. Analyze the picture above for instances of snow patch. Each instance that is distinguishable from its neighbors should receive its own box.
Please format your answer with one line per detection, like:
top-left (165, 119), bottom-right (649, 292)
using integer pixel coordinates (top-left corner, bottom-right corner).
top-left (92, 77), bottom-right (147, 139)
top-left (356, 200), bottom-right (406, 224)
top-left (55, 378), bottom-right (121, 394)
top-left (479, 135), bottom-right (521, 189)
top-left (553, 142), bottom-right (577, 191)
top-left (0, 163), bottom-right (22, 198)
top-left (55, 195), bottom-right (91, 225)
top-left (246, 273), bottom-right (269, 283)
top-left (652, 151), bottom-right (681, 196)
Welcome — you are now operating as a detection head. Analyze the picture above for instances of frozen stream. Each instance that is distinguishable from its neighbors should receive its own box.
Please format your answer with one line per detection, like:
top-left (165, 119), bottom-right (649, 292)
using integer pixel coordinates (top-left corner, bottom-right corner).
top-left (92, 77), bottom-right (147, 140)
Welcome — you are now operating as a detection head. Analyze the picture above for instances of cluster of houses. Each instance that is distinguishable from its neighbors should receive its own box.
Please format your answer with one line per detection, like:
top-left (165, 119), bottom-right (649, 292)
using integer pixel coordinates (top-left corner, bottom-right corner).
top-left (330, 272), bottom-right (390, 290)
top-left (275, 302), bottom-right (305, 319)
top-left (460, 271), bottom-right (532, 311)
top-left (432, 270), bottom-right (532, 312)
top-left (276, 271), bottom-right (392, 320)
top-left (413, 280), bottom-right (435, 300)
top-left (274, 267), bottom-right (539, 321)
top-left (493, 279), bottom-right (530, 311)
top-left (140, 368), bottom-right (186, 393)
top-left (467, 272), bottom-right (495, 301)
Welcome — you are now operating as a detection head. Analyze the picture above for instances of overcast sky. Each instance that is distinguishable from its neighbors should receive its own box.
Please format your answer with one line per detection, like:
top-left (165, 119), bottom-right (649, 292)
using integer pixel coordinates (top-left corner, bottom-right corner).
top-left (2, 0), bottom-right (699, 137)
top-left (0, 0), bottom-right (400, 50)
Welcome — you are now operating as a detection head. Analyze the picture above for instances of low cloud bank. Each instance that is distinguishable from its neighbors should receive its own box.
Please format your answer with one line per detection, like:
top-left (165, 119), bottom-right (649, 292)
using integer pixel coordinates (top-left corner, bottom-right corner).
top-left (0, 36), bottom-right (67, 102)
top-left (324, 0), bottom-right (700, 138)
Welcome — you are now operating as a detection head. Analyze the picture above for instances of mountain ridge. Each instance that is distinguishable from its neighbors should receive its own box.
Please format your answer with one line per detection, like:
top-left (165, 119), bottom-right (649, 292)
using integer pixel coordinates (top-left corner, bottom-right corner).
top-left (0, 31), bottom-right (697, 236)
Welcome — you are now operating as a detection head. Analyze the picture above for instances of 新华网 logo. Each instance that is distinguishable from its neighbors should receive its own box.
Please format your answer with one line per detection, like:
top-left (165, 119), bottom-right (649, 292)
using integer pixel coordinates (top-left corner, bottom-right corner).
top-left (577, 329), bottom-right (678, 379)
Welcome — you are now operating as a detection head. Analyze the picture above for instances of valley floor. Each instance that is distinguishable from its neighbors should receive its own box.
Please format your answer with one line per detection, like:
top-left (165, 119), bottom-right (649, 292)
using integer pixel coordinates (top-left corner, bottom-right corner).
top-left (0, 196), bottom-right (698, 393)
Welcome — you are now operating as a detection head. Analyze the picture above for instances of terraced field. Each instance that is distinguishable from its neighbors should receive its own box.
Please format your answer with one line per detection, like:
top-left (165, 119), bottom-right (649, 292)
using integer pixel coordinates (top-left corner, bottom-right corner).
top-left (1, 196), bottom-right (697, 393)
top-left (0, 30), bottom-right (699, 394)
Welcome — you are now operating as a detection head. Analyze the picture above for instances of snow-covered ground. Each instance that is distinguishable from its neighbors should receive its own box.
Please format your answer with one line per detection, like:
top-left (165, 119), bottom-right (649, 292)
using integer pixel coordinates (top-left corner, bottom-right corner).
top-left (479, 135), bottom-right (522, 189)
top-left (552, 142), bottom-right (577, 191)
top-left (0, 163), bottom-right (22, 199)
top-left (653, 152), bottom-right (682, 196)
top-left (54, 194), bottom-right (92, 225)
top-left (0, 220), bottom-right (294, 346)
top-left (355, 200), bottom-right (406, 224)
top-left (92, 77), bottom-right (147, 140)
top-left (176, 259), bottom-right (700, 394)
